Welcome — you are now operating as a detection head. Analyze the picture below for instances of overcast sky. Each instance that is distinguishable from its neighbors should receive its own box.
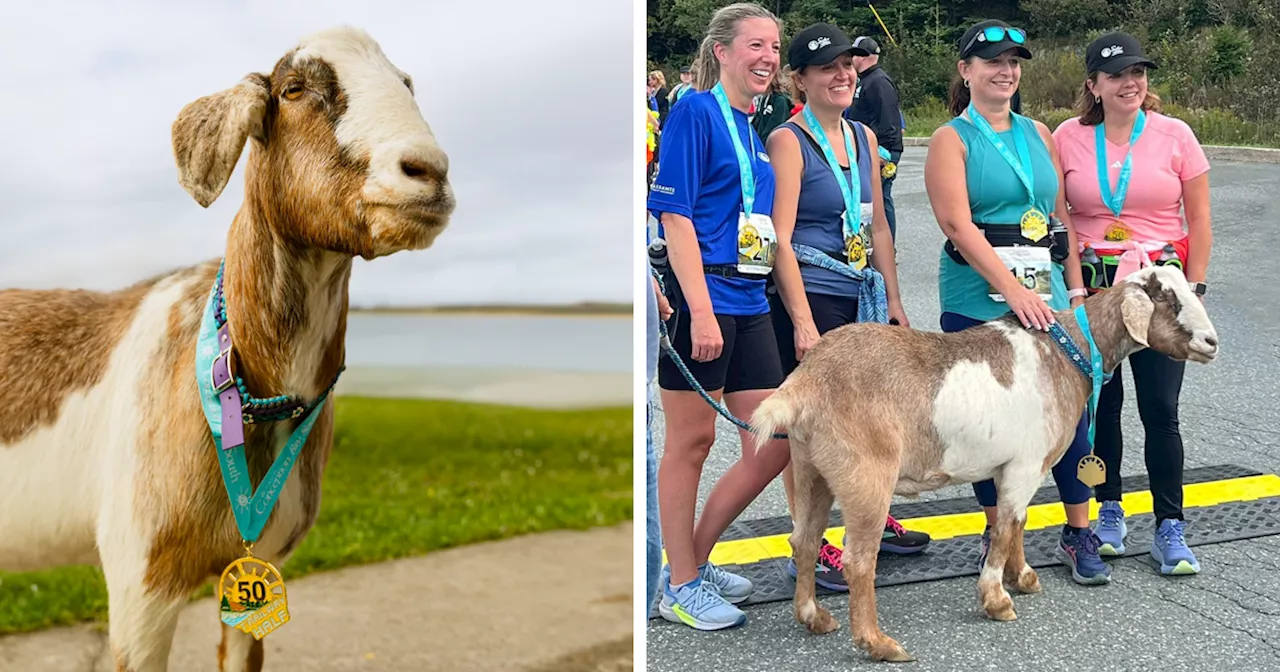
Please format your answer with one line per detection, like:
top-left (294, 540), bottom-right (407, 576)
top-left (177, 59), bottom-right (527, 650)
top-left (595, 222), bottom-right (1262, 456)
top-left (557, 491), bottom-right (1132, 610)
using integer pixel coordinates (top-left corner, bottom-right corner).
top-left (0, 1), bottom-right (634, 308)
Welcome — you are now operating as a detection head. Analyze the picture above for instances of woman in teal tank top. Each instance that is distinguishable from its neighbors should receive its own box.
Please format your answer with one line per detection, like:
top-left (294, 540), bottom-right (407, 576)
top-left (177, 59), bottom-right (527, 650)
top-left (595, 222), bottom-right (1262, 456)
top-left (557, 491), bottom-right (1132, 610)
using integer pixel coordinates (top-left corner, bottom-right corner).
top-left (923, 20), bottom-right (1111, 588)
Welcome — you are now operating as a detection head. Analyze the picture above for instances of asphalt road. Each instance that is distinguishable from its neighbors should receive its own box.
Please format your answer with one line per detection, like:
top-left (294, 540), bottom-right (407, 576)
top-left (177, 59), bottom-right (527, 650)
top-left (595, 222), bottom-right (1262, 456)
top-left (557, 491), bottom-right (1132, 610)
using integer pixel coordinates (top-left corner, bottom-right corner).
top-left (645, 154), bottom-right (1280, 671)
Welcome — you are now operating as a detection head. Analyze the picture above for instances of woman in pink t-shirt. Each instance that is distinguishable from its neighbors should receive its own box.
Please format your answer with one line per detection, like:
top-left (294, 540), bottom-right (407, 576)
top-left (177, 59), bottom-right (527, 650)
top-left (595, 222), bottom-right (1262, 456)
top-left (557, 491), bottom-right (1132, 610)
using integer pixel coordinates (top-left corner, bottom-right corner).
top-left (1052, 32), bottom-right (1213, 577)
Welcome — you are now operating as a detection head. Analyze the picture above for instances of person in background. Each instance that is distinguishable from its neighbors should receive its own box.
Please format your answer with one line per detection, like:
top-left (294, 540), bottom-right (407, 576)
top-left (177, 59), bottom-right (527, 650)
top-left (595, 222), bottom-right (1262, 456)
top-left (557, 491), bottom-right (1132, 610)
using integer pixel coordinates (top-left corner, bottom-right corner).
top-left (764, 22), bottom-right (929, 594)
top-left (923, 18), bottom-right (1110, 586)
top-left (669, 65), bottom-right (696, 105)
top-left (647, 2), bottom-right (789, 631)
top-left (649, 70), bottom-right (671, 122)
top-left (751, 69), bottom-right (792, 141)
top-left (1052, 31), bottom-right (1212, 576)
top-left (645, 262), bottom-right (673, 616)
top-left (845, 36), bottom-right (905, 241)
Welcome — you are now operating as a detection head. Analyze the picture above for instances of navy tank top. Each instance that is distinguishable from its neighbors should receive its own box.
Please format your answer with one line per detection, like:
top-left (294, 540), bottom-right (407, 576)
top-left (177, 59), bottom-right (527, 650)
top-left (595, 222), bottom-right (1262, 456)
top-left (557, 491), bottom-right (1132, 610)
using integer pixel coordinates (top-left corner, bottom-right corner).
top-left (780, 120), bottom-right (874, 297)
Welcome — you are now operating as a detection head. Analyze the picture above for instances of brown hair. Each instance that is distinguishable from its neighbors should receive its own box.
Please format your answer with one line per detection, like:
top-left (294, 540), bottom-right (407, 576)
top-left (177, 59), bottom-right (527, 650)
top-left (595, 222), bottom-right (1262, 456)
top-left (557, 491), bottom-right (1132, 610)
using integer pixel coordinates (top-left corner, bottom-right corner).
top-left (946, 70), bottom-right (972, 117)
top-left (692, 2), bottom-right (783, 91)
top-left (1074, 72), bottom-right (1163, 125)
top-left (787, 65), bottom-right (807, 103)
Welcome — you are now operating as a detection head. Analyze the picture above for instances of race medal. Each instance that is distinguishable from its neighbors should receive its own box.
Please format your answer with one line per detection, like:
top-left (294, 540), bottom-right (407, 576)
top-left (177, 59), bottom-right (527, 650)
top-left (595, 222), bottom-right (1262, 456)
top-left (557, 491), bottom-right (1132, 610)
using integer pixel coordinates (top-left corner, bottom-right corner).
top-left (1077, 454), bottom-right (1107, 487)
top-left (1020, 207), bottom-right (1049, 243)
top-left (219, 555), bottom-right (290, 640)
top-left (1103, 219), bottom-right (1130, 242)
top-left (737, 213), bottom-right (777, 275)
top-left (880, 160), bottom-right (896, 179)
top-left (843, 208), bottom-right (872, 271)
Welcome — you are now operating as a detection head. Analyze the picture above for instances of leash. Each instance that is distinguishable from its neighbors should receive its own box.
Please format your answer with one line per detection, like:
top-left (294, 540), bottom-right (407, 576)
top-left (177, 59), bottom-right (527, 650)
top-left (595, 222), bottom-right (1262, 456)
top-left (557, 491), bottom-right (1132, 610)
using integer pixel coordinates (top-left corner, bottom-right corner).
top-left (652, 269), bottom-right (788, 440)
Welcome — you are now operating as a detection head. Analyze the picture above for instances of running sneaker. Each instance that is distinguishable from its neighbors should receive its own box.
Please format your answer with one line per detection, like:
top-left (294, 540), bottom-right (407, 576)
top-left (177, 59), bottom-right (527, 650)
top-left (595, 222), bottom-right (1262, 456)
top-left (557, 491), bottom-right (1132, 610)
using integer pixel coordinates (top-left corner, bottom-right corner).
top-left (1092, 500), bottom-right (1128, 555)
top-left (658, 576), bottom-right (747, 630)
top-left (977, 525), bottom-right (991, 571)
top-left (1058, 525), bottom-right (1111, 585)
top-left (881, 515), bottom-right (931, 554)
top-left (698, 561), bottom-right (753, 604)
top-left (786, 538), bottom-right (849, 592)
top-left (1151, 518), bottom-right (1200, 576)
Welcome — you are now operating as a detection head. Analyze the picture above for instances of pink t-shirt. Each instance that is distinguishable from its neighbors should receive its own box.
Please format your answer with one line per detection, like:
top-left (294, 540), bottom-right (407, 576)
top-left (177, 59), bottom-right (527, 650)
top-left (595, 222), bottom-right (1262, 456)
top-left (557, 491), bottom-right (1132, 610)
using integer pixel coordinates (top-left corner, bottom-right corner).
top-left (1053, 111), bottom-right (1209, 246)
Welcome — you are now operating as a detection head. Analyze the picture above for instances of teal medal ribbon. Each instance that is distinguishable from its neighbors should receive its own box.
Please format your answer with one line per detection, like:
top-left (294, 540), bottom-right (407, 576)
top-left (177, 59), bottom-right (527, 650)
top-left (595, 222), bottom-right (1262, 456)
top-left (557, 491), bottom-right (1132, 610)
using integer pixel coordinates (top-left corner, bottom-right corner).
top-left (967, 103), bottom-right (1037, 209)
top-left (1073, 305), bottom-right (1105, 448)
top-left (801, 104), bottom-right (863, 252)
top-left (196, 263), bottom-right (330, 544)
top-left (710, 82), bottom-right (757, 217)
top-left (1095, 111), bottom-right (1147, 218)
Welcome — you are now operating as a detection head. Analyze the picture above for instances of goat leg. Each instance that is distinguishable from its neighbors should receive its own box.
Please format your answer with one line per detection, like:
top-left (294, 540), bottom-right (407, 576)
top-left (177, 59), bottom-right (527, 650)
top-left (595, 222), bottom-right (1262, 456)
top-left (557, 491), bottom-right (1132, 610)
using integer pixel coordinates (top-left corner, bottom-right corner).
top-left (219, 624), bottom-right (265, 672)
top-left (833, 468), bottom-right (913, 662)
top-left (1002, 520), bottom-right (1041, 594)
top-left (788, 456), bottom-right (839, 635)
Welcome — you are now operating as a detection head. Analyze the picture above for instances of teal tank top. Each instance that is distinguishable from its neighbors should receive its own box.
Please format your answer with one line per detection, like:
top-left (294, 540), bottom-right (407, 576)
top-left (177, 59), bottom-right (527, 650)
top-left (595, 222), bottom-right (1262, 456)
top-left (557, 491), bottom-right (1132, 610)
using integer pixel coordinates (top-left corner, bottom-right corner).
top-left (937, 113), bottom-right (1068, 321)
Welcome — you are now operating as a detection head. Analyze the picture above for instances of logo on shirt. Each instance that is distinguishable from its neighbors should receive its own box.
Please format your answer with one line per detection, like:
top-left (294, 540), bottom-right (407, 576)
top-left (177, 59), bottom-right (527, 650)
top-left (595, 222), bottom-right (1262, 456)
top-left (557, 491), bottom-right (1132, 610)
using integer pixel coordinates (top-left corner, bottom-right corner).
top-left (651, 183), bottom-right (675, 196)
top-left (1111, 161), bottom-right (1122, 169)
top-left (757, 151), bottom-right (771, 163)
top-left (1101, 45), bottom-right (1124, 58)
top-left (808, 37), bottom-right (831, 51)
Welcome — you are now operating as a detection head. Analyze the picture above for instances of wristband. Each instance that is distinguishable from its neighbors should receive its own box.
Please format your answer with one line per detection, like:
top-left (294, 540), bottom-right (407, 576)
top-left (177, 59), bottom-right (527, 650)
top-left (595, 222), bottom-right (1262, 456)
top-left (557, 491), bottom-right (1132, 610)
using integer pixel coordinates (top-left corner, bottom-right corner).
top-left (1067, 288), bottom-right (1088, 299)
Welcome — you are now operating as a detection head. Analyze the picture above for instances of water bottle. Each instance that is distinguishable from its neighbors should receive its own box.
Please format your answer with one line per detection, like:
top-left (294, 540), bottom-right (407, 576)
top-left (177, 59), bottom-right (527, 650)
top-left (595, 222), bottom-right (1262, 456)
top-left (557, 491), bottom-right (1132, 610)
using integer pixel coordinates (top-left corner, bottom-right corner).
top-left (1158, 243), bottom-right (1183, 269)
top-left (1081, 245), bottom-right (1100, 289)
top-left (648, 237), bottom-right (669, 273)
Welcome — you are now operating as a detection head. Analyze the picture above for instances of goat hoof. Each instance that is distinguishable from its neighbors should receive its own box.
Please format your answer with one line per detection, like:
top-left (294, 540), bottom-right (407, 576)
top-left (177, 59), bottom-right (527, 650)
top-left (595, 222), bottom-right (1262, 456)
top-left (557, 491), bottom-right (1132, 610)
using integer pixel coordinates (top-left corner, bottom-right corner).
top-left (869, 638), bottom-right (915, 663)
top-left (982, 598), bottom-right (1017, 622)
top-left (1013, 566), bottom-right (1041, 594)
top-left (804, 607), bottom-right (839, 634)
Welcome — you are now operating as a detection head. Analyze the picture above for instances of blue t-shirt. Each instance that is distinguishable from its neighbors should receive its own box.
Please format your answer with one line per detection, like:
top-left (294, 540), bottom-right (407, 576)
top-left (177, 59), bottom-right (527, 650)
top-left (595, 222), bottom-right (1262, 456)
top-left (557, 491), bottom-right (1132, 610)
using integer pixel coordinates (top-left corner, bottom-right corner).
top-left (647, 90), bottom-right (775, 316)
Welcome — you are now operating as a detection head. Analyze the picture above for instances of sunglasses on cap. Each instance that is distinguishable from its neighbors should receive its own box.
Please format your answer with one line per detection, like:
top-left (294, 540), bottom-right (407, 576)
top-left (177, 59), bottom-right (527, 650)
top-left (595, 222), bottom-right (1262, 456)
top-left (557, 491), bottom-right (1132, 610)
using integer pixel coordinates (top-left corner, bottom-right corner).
top-left (963, 25), bottom-right (1027, 56)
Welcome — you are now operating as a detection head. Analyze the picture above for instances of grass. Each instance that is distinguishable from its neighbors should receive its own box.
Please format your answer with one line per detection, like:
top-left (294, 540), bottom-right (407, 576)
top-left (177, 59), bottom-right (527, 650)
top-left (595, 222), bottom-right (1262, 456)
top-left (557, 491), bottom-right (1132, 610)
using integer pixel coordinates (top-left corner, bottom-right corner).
top-left (0, 396), bottom-right (633, 635)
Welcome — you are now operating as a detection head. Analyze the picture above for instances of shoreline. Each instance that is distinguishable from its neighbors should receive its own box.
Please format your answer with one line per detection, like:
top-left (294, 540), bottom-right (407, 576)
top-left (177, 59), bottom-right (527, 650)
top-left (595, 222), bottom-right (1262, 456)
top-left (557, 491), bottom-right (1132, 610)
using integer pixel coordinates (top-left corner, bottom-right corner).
top-left (349, 304), bottom-right (633, 318)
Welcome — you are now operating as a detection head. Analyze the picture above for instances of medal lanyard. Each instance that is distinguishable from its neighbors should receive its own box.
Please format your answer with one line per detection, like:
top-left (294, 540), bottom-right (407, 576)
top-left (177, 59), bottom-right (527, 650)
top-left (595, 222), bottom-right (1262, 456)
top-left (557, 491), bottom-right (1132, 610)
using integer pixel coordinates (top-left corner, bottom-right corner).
top-left (1073, 305), bottom-right (1104, 449)
top-left (711, 83), bottom-right (757, 218)
top-left (195, 271), bottom-right (327, 545)
top-left (802, 105), bottom-right (862, 243)
top-left (1095, 111), bottom-right (1147, 218)
top-left (967, 103), bottom-right (1036, 208)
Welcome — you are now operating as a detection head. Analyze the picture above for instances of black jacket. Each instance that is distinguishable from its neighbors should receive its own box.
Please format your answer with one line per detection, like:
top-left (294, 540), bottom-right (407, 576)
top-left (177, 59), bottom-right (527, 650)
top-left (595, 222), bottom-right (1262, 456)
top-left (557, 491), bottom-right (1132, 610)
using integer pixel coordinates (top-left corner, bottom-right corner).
top-left (844, 64), bottom-right (903, 154)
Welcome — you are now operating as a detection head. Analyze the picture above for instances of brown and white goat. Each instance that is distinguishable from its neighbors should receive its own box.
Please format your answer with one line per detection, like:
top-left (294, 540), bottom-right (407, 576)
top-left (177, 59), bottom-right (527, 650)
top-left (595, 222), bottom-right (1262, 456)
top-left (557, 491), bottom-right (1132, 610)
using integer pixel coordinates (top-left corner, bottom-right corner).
top-left (0, 26), bottom-right (454, 672)
top-left (750, 265), bottom-right (1219, 662)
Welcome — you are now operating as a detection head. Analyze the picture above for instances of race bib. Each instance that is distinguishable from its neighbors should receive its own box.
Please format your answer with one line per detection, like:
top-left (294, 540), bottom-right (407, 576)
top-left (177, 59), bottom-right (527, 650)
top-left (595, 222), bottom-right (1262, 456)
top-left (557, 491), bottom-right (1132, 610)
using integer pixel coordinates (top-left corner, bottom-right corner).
top-left (737, 212), bottom-right (777, 275)
top-left (988, 246), bottom-right (1052, 303)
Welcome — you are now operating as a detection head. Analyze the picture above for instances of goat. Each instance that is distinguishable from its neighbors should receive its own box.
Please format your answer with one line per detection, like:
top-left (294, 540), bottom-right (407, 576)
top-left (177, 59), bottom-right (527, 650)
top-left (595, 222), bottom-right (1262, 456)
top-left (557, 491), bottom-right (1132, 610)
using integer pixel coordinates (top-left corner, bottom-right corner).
top-left (0, 26), bottom-right (454, 672)
top-left (750, 265), bottom-right (1219, 662)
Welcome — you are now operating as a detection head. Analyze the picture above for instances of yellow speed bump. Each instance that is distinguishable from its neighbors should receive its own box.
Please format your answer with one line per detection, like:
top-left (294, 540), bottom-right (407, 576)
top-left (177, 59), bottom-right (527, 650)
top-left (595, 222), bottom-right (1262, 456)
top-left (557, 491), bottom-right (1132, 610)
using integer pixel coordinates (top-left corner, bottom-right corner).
top-left (663, 474), bottom-right (1280, 567)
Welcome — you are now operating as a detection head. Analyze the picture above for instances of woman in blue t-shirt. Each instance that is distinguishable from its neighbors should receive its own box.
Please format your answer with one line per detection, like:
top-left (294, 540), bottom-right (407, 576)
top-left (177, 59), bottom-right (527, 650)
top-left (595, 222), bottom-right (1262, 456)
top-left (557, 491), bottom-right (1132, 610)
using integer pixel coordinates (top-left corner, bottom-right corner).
top-left (923, 19), bottom-right (1109, 587)
top-left (762, 23), bottom-right (931, 593)
top-left (646, 2), bottom-right (789, 631)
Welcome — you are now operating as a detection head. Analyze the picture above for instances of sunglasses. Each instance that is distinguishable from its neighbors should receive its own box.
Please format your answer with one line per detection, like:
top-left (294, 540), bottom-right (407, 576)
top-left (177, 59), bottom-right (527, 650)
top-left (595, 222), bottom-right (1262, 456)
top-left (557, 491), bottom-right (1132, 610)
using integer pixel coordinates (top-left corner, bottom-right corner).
top-left (963, 25), bottom-right (1027, 56)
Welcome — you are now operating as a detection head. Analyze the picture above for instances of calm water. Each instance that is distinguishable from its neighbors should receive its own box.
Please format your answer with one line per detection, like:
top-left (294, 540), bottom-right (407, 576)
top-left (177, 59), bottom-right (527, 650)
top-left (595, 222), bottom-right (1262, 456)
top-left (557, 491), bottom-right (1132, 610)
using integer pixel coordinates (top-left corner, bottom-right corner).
top-left (343, 313), bottom-right (633, 374)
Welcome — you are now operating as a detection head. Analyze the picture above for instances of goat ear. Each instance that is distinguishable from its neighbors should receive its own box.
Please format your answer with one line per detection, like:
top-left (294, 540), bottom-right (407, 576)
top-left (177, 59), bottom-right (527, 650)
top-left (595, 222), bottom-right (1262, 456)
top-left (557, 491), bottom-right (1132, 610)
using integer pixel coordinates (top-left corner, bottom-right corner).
top-left (1120, 287), bottom-right (1154, 347)
top-left (171, 74), bottom-right (271, 208)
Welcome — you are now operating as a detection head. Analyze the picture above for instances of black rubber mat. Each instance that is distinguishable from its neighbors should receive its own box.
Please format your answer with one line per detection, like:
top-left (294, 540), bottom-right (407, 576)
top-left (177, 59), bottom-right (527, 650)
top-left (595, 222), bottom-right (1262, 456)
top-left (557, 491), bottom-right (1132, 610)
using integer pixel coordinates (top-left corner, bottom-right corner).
top-left (649, 465), bottom-right (1280, 617)
top-left (718, 463), bottom-right (1262, 543)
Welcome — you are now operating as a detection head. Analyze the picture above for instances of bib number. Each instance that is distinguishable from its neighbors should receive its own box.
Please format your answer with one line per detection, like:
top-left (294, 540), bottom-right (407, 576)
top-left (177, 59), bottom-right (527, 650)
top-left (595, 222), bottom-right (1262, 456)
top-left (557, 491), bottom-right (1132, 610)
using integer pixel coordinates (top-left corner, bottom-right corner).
top-left (988, 246), bottom-right (1052, 303)
top-left (737, 213), bottom-right (777, 275)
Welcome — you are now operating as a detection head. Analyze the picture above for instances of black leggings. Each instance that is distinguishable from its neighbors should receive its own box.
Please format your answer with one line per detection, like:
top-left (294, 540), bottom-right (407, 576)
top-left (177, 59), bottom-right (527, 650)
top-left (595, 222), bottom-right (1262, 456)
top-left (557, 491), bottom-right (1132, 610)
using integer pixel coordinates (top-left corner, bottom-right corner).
top-left (767, 290), bottom-right (860, 376)
top-left (1091, 348), bottom-right (1187, 524)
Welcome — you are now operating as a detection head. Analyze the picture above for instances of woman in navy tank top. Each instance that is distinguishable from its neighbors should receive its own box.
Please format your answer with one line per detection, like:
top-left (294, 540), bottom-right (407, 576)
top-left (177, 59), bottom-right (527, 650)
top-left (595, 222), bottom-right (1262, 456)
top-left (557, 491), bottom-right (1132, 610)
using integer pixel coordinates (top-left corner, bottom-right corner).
top-left (763, 23), bottom-right (930, 593)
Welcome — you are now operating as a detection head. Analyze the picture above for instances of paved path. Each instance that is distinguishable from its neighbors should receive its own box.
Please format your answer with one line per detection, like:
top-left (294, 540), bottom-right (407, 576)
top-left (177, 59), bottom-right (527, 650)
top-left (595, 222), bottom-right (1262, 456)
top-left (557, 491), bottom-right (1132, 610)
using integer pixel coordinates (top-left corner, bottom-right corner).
top-left (0, 523), bottom-right (634, 672)
top-left (646, 155), bottom-right (1280, 671)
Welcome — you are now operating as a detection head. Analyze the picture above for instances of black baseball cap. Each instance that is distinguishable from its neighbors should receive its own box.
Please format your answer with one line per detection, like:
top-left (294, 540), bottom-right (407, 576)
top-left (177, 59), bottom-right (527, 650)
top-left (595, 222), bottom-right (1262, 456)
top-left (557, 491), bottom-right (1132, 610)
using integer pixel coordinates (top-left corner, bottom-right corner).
top-left (1086, 32), bottom-right (1158, 74)
top-left (788, 23), bottom-right (868, 70)
top-left (853, 36), bottom-right (881, 55)
top-left (958, 19), bottom-right (1033, 60)
top-left (679, 65), bottom-right (691, 73)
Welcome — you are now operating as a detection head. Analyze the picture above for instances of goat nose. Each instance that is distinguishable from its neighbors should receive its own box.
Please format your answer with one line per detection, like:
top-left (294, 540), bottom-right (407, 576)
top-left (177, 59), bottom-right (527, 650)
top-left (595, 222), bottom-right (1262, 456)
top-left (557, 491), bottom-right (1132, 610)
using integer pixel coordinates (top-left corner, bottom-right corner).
top-left (399, 155), bottom-right (446, 184)
top-left (1205, 335), bottom-right (1219, 348)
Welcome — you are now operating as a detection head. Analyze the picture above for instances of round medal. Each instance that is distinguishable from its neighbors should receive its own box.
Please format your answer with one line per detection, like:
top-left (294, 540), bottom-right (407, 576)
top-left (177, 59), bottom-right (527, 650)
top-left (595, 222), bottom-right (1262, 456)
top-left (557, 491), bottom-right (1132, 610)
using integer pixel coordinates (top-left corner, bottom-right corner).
top-left (1103, 219), bottom-right (1130, 242)
top-left (1076, 454), bottom-right (1107, 488)
top-left (1020, 207), bottom-right (1049, 242)
top-left (880, 161), bottom-right (897, 179)
top-left (218, 556), bottom-right (290, 640)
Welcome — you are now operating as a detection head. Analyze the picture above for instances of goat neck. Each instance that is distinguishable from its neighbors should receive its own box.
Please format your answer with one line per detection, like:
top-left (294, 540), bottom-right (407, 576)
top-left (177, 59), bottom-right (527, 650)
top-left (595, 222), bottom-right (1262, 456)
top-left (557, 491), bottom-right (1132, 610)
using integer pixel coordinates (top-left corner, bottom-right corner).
top-left (222, 189), bottom-right (351, 407)
top-left (1053, 289), bottom-right (1142, 383)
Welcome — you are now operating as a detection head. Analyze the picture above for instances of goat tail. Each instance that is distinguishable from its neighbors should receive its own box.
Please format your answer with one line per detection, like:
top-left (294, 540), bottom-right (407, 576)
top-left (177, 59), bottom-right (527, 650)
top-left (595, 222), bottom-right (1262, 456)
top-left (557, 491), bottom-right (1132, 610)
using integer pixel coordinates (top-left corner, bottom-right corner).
top-left (750, 389), bottom-right (797, 450)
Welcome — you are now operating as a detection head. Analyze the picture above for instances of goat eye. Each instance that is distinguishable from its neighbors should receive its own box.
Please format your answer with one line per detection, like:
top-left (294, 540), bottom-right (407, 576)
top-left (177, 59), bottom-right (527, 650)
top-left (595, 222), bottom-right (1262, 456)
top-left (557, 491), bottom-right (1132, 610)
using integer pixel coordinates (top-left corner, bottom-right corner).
top-left (283, 84), bottom-right (305, 101)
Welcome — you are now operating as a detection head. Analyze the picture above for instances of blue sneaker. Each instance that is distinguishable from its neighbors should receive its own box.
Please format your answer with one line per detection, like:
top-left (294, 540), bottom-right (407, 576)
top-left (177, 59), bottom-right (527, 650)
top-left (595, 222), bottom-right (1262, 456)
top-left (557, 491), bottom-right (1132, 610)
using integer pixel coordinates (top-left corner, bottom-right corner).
top-left (1058, 525), bottom-right (1111, 585)
top-left (1151, 518), bottom-right (1200, 575)
top-left (698, 561), bottom-right (753, 603)
top-left (1093, 501), bottom-right (1128, 555)
top-left (658, 576), bottom-right (747, 630)
top-left (786, 538), bottom-right (849, 592)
